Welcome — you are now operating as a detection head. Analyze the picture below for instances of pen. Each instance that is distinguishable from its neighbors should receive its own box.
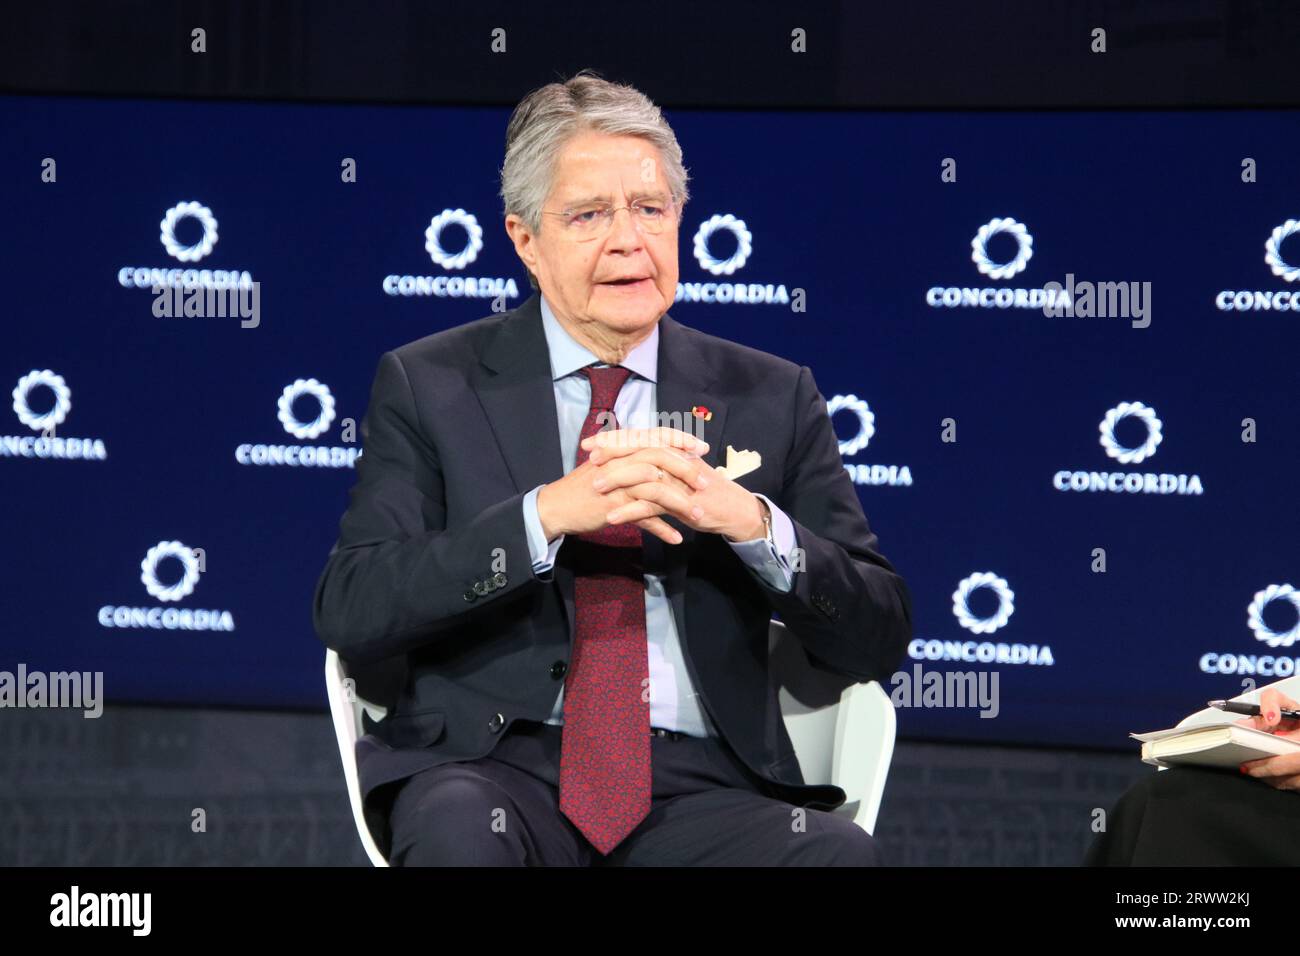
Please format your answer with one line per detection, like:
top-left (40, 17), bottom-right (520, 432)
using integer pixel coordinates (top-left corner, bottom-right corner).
top-left (1208, 699), bottom-right (1300, 721)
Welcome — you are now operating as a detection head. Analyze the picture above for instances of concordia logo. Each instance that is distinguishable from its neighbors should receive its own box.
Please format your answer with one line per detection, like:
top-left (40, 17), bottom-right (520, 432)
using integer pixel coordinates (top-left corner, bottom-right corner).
top-left (828, 394), bottom-right (912, 487)
top-left (926, 217), bottom-right (1070, 312)
top-left (1248, 584), bottom-right (1300, 648)
top-left (2, 369), bottom-right (108, 462)
top-left (1215, 219), bottom-right (1300, 312)
top-left (235, 378), bottom-right (361, 469)
top-left (1198, 583), bottom-right (1300, 677)
top-left (1053, 401), bottom-right (1204, 496)
top-left (383, 208), bottom-right (520, 300)
top-left (98, 540), bottom-right (236, 632)
top-left (679, 213), bottom-right (789, 306)
top-left (118, 200), bottom-right (255, 292)
top-left (909, 570), bottom-right (1054, 666)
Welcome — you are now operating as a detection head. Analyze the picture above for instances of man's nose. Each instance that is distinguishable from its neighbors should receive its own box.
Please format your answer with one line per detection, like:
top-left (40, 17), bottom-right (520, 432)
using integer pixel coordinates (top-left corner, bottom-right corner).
top-left (605, 206), bottom-right (644, 249)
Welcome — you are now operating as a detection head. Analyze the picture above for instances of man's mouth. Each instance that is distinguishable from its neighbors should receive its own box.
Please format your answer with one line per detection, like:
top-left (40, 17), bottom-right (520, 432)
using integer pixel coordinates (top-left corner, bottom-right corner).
top-left (601, 277), bottom-right (651, 288)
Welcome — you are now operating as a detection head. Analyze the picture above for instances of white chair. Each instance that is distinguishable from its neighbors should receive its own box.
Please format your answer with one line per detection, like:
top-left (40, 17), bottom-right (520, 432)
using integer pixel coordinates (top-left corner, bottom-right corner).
top-left (324, 648), bottom-right (391, 867)
top-left (767, 619), bottom-right (896, 835)
top-left (1154, 674), bottom-right (1300, 771)
top-left (325, 618), bottom-right (897, 865)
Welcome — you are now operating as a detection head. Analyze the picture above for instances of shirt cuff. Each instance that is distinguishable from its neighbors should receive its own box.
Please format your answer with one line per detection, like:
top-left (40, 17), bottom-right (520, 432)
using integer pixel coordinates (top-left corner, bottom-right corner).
top-left (523, 484), bottom-right (564, 576)
top-left (726, 493), bottom-right (796, 593)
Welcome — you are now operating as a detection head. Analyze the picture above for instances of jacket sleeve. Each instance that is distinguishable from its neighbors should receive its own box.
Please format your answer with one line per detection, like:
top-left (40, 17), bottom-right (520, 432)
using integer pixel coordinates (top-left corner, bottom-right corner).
top-left (751, 364), bottom-right (913, 684)
top-left (312, 350), bottom-right (541, 665)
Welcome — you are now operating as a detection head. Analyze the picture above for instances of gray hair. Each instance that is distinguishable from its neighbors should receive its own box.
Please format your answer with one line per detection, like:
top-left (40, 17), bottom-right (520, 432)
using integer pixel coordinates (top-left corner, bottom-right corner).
top-left (500, 70), bottom-right (691, 290)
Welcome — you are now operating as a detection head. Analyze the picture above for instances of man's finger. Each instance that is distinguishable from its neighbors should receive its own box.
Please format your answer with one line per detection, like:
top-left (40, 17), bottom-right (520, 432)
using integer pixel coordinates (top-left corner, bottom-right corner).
top-left (607, 484), bottom-right (696, 523)
top-left (583, 427), bottom-right (708, 462)
top-left (593, 453), bottom-right (708, 493)
top-left (584, 425), bottom-right (706, 451)
top-left (634, 515), bottom-right (683, 545)
top-left (623, 446), bottom-right (712, 488)
top-left (608, 484), bottom-right (702, 526)
top-left (608, 497), bottom-right (673, 526)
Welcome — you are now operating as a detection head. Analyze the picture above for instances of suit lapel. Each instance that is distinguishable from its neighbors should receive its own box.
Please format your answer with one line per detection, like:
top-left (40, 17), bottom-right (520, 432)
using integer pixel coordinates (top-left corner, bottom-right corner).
top-left (654, 311), bottom-right (727, 648)
top-left (472, 294), bottom-right (565, 497)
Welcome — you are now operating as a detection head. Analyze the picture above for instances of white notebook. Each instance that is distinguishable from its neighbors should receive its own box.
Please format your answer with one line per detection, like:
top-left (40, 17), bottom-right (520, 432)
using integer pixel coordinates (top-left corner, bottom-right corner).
top-left (1130, 724), bottom-right (1300, 769)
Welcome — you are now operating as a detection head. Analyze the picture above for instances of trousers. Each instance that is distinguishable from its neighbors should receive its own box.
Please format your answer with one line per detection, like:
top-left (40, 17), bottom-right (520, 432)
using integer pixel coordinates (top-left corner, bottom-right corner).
top-left (386, 719), bottom-right (879, 866)
top-left (1085, 764), bottom-right (1300, 865)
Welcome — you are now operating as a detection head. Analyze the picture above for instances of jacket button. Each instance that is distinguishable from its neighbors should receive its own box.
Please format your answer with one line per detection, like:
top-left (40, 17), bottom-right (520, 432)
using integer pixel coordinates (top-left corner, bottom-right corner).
top-left (463, 588), bottom-right (477, 602)
top-left (492, 571), bottom-right (507, 588)
top-left (488, 712), bottom-right (505, 733)
top-left (473, 580), bottom-right (489, 596)
top-left (550, 660), bottom-right (566, 680)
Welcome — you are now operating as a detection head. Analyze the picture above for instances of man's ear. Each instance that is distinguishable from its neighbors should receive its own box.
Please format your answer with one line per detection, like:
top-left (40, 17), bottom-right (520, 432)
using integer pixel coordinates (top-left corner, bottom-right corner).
top-left (504, 214), bottom-right (538, 277)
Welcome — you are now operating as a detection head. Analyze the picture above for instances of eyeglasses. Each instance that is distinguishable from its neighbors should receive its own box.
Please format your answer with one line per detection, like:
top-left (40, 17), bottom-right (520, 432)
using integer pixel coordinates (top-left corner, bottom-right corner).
top-left (541, 197), bottom-right (678, 240)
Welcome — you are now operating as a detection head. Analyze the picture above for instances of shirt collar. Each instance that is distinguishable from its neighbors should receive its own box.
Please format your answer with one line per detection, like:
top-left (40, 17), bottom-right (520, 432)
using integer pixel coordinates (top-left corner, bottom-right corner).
top-left (539, 293), bottom-right (659, 383)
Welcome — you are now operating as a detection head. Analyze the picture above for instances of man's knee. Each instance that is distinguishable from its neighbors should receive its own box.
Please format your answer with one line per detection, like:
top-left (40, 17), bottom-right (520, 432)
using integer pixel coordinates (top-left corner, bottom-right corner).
top-left (388, 768), bottom-right (523, 866)
top-left (791, 811), bottom-right (879, 866)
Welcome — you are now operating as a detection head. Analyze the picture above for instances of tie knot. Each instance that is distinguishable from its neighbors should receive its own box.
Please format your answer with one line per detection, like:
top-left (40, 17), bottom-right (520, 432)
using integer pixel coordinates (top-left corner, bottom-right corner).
top-left (580, 365), bottom-right (632, 412)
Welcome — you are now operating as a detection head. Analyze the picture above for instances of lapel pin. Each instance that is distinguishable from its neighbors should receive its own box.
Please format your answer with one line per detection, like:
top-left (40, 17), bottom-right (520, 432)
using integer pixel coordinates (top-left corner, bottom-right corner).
top-left (691, 405), bottom-right (712, 421)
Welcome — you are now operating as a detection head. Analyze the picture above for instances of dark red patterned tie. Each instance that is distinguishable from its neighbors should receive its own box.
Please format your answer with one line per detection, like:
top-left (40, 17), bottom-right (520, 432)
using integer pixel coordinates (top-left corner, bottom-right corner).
top-left (558, 364), bottom-right (652, 854)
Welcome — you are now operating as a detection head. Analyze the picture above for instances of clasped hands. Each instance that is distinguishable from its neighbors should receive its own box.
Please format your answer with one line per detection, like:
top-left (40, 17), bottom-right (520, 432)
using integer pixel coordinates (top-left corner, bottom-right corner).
top-left (535, 426), bottom-right (766, 546)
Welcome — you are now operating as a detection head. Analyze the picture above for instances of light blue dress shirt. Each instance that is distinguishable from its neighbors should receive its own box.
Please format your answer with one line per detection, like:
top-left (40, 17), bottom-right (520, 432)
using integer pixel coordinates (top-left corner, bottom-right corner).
top-left (521, 295), bottom-right (798, 737)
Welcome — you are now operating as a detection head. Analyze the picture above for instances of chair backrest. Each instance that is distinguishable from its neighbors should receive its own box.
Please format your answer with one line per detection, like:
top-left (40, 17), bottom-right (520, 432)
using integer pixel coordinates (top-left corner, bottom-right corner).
top-left (768, 619), bottom-right (896, 834)
top-left (324, 649), bottom-right (391, 867)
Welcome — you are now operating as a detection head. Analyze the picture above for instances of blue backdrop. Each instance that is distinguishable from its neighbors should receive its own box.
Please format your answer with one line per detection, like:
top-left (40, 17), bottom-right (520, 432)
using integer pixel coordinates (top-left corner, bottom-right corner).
top-left (3, 94), bottom-right (1298, 749)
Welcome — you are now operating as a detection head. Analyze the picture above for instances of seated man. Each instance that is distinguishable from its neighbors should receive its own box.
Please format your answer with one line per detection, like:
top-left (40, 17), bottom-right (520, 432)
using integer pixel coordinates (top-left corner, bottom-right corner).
top-left (313, 70), bottom-right (912, 866)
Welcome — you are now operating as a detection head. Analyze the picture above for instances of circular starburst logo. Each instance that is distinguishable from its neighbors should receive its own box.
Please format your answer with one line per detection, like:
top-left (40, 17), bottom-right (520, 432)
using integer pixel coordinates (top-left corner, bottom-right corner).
top-left (952, 572), bottom-right (1016, 634)
top-left (278, 379), bottom-right (336, 439)
top-left (971, 217), bottom-right (1033, 279)
top-left (160, 201), bottom-right (219, 262)
top-left (1248, 584), bottom-right (1300, 648)
top-left (693, 213), bottom-right (753, 275)
top-left (425, 208), bottom-right (484, 270)
top-left (12, 369), bottom-right (71, 431)
top-left (140, 540), bottom-right (201, 602)
top-left (1099, 401), bottom-right (1163, 464)
top-left (827, 394), bottom-right (876, 456)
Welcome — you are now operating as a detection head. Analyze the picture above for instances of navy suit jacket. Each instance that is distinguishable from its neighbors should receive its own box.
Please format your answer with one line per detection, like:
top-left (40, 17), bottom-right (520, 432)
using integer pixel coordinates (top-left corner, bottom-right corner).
top-left (313, 292), bottom-right (912, 852)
